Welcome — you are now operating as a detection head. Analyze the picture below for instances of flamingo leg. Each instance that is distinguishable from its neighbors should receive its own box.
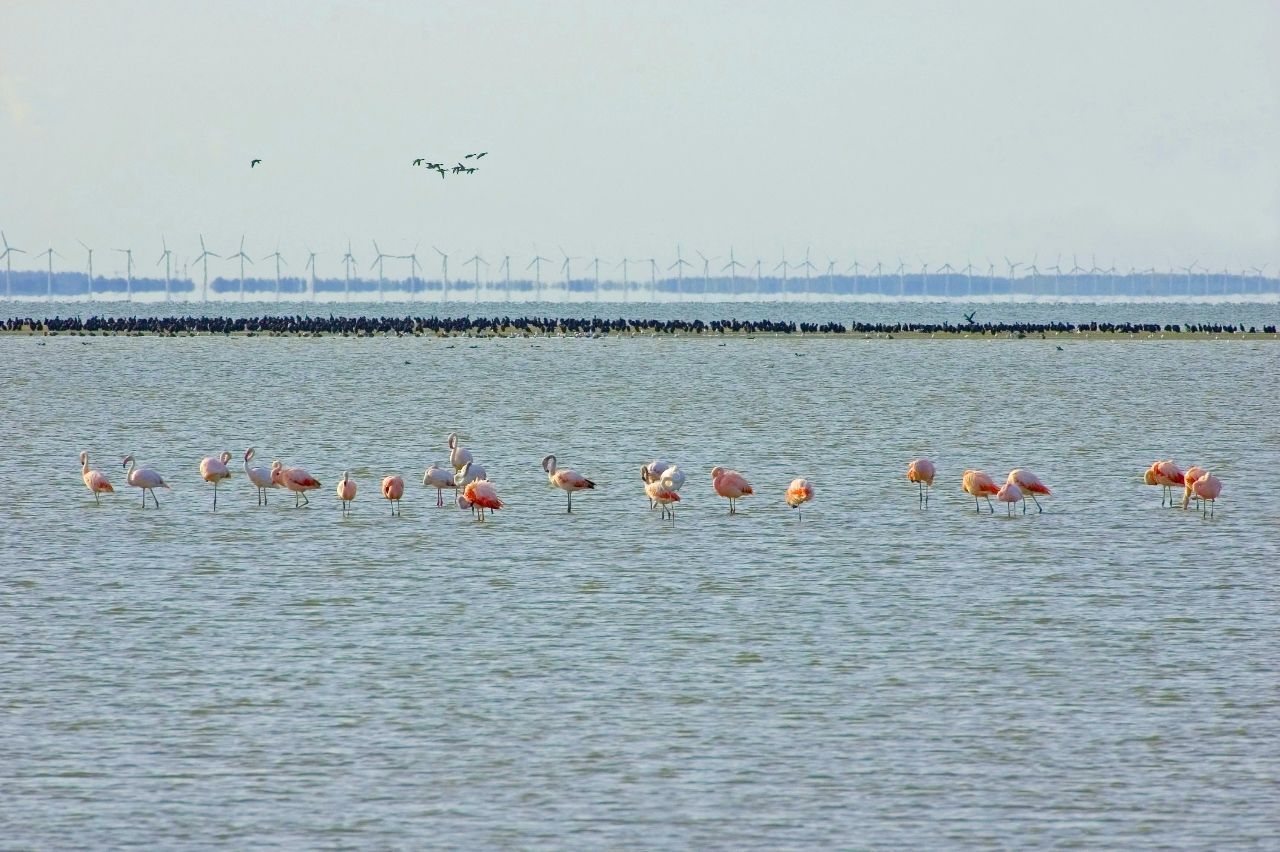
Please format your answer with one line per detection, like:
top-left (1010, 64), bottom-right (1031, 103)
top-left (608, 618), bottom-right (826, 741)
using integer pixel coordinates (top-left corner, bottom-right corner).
top-left (973, 495), bottom-right (980, 514)
top-left (213, 481), bottom-right (218, 509)
top-left (925, 485), bottom-right (930, 508)
top-left (1022, 497), bottom-right (1027, 515)
top-left (985, 496), bottom-right (994, 514)
top-left (1031, 493), bottom-right (1042, 513)
top-left (567, 491), bottom-right (573, 513)
top-left (93, 490), bottom-right (100, 505)
top-left (151, 488), bottom-right (160, 508)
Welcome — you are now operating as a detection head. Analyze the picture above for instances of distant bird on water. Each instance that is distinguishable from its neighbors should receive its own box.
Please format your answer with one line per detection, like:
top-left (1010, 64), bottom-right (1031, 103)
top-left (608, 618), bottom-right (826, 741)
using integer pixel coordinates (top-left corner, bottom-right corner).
top-left (80, 451), bottom-right (114, 504)
top-left (250, 159), bottom-right (262, 168)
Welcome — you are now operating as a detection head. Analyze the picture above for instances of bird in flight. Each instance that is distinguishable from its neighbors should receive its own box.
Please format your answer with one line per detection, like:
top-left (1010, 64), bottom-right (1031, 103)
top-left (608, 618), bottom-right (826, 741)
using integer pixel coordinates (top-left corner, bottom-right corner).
top-left (412, 158), bottom-right (425, 166)
top-left (963, 311), bottom-right (976, 324)
top-left (250, 159), bottom-right (262, 168)
top-left (434, 166), bottom-right (446, 178)
top-left (465, 152), bottom-right (487, 159)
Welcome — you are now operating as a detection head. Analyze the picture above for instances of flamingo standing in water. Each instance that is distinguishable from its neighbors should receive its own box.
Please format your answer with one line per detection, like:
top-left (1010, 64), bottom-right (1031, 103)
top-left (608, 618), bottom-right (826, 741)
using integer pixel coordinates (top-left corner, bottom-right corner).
top-left (243, 448), bottom-right (277, 505)
top-left (463, 478), bottom-right (503, 521)
top-left (995, 480), bottom-right (1023, 516)
top-left (542, 454), bottom-right (595, 513)
top-left (1184, 470), bottom-right (1222, 517)
top-left (336, 471), bottom-right (357, 515)
top-left (80, 451), bottom-right (114, 504)
top-left (711, 466), bottom-right (753, 514)
top-left (272, 460), bottom-right (321, 506)
top-left (199, 451), bottom-right (233, 508)
top-left (122, 454), bottom-right (169, 508)
top-left (641, 467), bottom-right (681, 522)
top-left (422, 462), bottom-right (454, 507)
top-left (1144, 460), bottom-right (1185, 507)
top-left (448, 432), bottom-right (473, 471)
top-left (906, 458), bottom-right (936, 507)
top-left (381, 474), bottom-right (405, 515)
top-left (785, 477), bottom-right (814, 521)
top-left (1180, 465), bottom-right (1207, 510)
top-left (642, 460), bottom-right (671, 508)
top-left (962, 469), bottom-right (999, 514)
top-left (1006, 468), bottom-right (1050, 514)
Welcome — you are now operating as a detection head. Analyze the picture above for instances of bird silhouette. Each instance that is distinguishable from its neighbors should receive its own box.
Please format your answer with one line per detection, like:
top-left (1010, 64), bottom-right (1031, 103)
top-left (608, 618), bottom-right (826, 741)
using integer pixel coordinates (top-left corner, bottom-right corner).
top-left (412, 158), bottom-right (424, 166)
top-left (434, 167), bottom-right (446, 178)
top-left (465, 152), bottom-right (488, 159)
top-left (464, 167), bottom-right (477, 174)
top-left (964, 311), bottom-right (976, 324)
top-left (453, 162), bottom-right (466, 173)
top-left (250, 159), bottom-right (262, 168)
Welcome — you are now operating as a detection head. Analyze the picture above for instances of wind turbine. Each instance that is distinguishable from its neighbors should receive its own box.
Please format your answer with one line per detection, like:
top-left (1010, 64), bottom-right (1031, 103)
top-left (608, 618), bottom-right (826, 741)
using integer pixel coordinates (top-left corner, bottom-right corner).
top-left (463, 252), bottom-right (488, 302)
top-left (1004, 256), bottom-right (1021, 295)
top-left (155, 237), bottom-right (172, 301)
top-left (895, 258), bottom-right (906, 297)
top-left (871, 261), bottom-right (884, 296)
top-left (342, 241), bottom-right (358, 301)
top-left (824, 259), bottom-right (837, 296)
top-left (433, 246), bottom-right (450, 302)
top-left (773, 249), bottom-right (790, 297)
top-left (616, 257), bottom-right (631, 302)
top-left (499, 255), bottom-right (511, 301)
top-left (1026, 254), bottom-right (1040, 297)
top-left (526, 254), bottom-right (552, 301)
top-left (194, 235), bottom-right (218, 302)
top-left (961, 261), bottom-right (974, 298)
top-left (1047, 254), bottom-right (1062, 298)
top-left (985, 259), bottom-right (996, 295)
top-left (845, 259), bottom-right (861, 294)
top-left (695, 250), bottom-right (716, 301)
top-left (589, 255), bottom-right (604, 301)
top-left (1247, 264), bottom-right (1267, 296)
top-left (79, 239), bottom-right (95, 299)
top-left (113, 247), bottom-right (133, 300)
top-left (304, 249), bottom-right (317, 301)
top-left (751, 258), bottom-right (764, 296)
top-left (668, 245), bottom-right (691, 298)
top-left (36, 244), bottom-right (60, 297)
top-left (722, 248), bottom-right (744, 297)
top-left (1, 231), bottom-right (25, 300)
top-left (405, 246), bottom-right (421, 300)
top-left (263, 245), bottom-right (287, 302)
top-left (643, 257), bottom-right (659, 300)
top-left (939, 262), bottom-right (955, 297)
top-left (559, 246), bottom-right (577, 299)
top-left (798, 248), bottom-right (817, 298)
top-left (370, 241), bottom-right (390, 301)
top-left (1070, 255), bottom-right (1086, 298)
top-left (229, 236), bottom-right (252, 302)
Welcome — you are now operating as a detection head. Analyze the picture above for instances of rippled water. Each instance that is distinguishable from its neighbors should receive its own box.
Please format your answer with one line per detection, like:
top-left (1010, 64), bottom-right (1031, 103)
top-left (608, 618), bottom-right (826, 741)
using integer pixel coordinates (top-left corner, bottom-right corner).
top-left (2, 327), bottom-right (1278, 847)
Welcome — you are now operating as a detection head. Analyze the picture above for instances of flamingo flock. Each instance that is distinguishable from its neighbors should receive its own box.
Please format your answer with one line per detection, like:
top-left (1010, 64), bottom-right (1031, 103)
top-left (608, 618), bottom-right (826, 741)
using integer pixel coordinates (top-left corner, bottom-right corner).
top-left (74, 442), bottom-right (1227, 522)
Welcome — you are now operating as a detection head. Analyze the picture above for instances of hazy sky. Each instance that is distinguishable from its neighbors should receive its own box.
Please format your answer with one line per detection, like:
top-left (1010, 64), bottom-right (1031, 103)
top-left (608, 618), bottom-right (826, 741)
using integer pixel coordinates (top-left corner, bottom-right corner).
top-left (2, 0), bottom-right (1277, 278)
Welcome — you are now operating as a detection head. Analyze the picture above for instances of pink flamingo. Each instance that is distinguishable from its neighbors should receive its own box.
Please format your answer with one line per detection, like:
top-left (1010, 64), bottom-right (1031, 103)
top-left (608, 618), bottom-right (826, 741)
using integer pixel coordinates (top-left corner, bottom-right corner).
top-left (336, 471), bottom-right (357, 515)
top-left (542, 454), bottom-right (595, 513)
top-left (785, 477), bottom-right (814, 521)
top-left (996, 480), bottom-right (1023, 516)
top-left (271, 460), bottom-right (321, 507)
top-left (122, 454), bottom-right (170, 508)
top-left (243, 448), bottom-right (277, 506)
top-left (463, 478), bottom-right (503, 521)
top-left (906, 458), bottom-right (936, 507)
top-left (711, 466), bottom-right (753, 514)
top-left (1184, 470), bottom-right (1222, 517)
top-left (1144, 460), bottom-right (1185, 507)
top-left (199, 451), bottom-right (233, 509)
top-left (642, 467), bottom-right (681, 522)
top-left (381, 474), bottom-right (405, 515)
top-left (1006, 468), bottom-right (1051, 514)
top-left (80, 451), bottom-right (114, 504)
top-left (642, 460), bottom-right (672, 508)
top-left (962, 469), bottom-right (999, 514)
top-left (1180, 465), bottom-right (1207, 510)
top-left (422, 462), bottom-right (454, 507)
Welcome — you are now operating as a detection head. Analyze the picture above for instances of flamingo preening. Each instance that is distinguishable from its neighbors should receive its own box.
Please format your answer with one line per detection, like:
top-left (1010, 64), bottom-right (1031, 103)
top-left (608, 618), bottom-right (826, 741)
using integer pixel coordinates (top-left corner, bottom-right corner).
top-left (271, 460), bottom-right (321, 507)
top-left (1183, 470), bottom-right (1222, 517)
top-left (463, 478), bottom-right (503, 521)
top-left (785, 477), bottom-right (814, 521)
top-left (542, 454), bottom-right (595, 513)
top-left (641, 467), bottom-right (681, 522)
top-left (122, 454), bottom-right (169, 508)
top-left (962, 469), bottom-right (999, 514)
top-left (1006, 469), bottom-right (1050, 514)
top-left (199, 451), bottom-right (233, 508)
top-left (1145, 460), bottom-right (1185, 507)
top-left (906, 458), bottom-right (936, 507)
top-left (80, 451), bottom-right (114, 504)
top-left (381, 474), bottom-right (405, 515)
top-left (995, 480), bottom-right (1023, 516)
top-left (243, 448), bottom-right (277, 505)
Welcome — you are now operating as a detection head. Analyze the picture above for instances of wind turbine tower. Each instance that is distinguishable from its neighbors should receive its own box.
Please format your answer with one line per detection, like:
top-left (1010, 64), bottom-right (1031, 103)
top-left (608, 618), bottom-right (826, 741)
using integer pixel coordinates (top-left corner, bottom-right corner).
top-left (500, 255), bottom-right (511, 301)
top-left (230, 236), bottom-right (253, 301)
top-left (304, 249), bottom-right (317, 301)
top-left (464, 252), bottom-right (488, 302)
top-left (433, 246), bottom-right (450, 302)
top-left (194, 236), bottom-right (218, 302)
top-left (722, 247), bottom-right (744, 297)
top-left (668, 245), bottom-right (691, 299)
top-left (342, 241), bottom-right (358, 301)
top-left (78, 239), bottom-right (95, 299)
top-left (527, 254), bottom-right (551, 301)
top-left (1, 231), bottom-right (25, 300)
top-left (114, 247), bottom-right (134, 300)
top-left (156, 237), bottom-right (173, 301)
top-left (37, 244), bottom-right (60, 297)
top-left (263, 245), bottom-right (287, 302)
top-left (370, 241), bottom-right (390, 302)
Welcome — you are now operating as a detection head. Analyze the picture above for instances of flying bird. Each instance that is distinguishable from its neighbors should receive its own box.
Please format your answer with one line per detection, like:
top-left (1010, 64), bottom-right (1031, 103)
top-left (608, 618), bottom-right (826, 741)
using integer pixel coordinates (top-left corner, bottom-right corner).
top-left (250, 159), bottom-right (262, 168)
top-left (465, 152), bottom-right (487, 159)
top-left (964, 311), bottom-right (977, 324)
top-left (412, 158), bottom-right (425, 166)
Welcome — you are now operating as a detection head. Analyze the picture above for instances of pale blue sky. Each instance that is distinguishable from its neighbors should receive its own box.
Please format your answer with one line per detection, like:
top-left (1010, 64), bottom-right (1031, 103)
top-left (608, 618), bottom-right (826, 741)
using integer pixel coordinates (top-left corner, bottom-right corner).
top-left (2, 0), bottom-right (1277, 277)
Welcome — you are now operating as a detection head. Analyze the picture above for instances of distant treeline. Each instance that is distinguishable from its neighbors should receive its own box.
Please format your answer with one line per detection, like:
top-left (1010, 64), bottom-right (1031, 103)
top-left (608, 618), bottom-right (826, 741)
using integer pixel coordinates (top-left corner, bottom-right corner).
top-left (2, 271), bottom-right (1277, 299)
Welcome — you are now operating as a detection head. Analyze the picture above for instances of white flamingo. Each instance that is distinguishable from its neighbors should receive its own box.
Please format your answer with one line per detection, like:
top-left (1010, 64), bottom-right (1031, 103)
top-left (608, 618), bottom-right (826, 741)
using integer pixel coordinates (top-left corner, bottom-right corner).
top-left (448, 432), bottom-right (473, 471)
top-left (243, 448), bottom-right (277, 506)
top-left (122, 454), bottom-right (170, 508)
top-left (422, 461), bottom-right (455, 507)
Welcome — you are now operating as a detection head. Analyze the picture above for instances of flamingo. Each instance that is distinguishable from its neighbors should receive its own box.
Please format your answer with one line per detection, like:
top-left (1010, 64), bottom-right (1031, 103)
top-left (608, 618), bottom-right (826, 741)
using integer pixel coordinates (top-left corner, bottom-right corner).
top-left (641, 467), bottom-right (681, 522)
top-left (448, 432), bottom-right (473, 471)
top-left (422, 462), bottom-right (454, 507)
top-left (995, 480), bottom-right (1023, 516)
top-left (542, 454), bottom-right (595, 513)
top-left (463, 478), bottom-right (503, 521)
top-left (336, 471), bottom-right (357, 515)
top-left (711, 466), bottom-right (753, 514)
top-left (79, 451), bottom-right (114, 504)
top-left (642, 460), bottom-right (671, 508)
top-left (785, 477), bottom-right (814, 521)
top-left (1180, 465), bottom-right (1207, 510)
top-left (906, 458), bottom-right (936, 507)
top-left (1144, 460), bottom-right (1185, 507)
top-left (962, 469), bottom-right (999, 514)
top-left (271, 460), bottom-right (321, 507)
top-left (1006, 468), bottom-right (1051, 514)
top-left (243, 448), bottom-right (277, 506)
top-left (1184, 470), bottom-right (1222, 517)
top-left (381, 474), bottom-right (405, 515)
top-left (199, 451), bottom-right (233, 508)
top-left (122, 454), bottom-right (169, 508)
top-left (660, 465), bottom-right (687, 494)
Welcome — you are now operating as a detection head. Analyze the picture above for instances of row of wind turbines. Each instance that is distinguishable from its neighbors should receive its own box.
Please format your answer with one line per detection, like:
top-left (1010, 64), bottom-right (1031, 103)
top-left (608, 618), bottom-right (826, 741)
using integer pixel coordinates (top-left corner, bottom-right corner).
top-left (2, 231), bottom-right (1274, 302)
